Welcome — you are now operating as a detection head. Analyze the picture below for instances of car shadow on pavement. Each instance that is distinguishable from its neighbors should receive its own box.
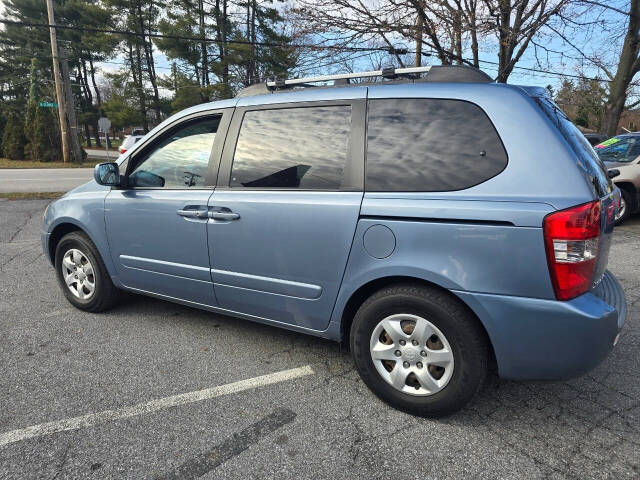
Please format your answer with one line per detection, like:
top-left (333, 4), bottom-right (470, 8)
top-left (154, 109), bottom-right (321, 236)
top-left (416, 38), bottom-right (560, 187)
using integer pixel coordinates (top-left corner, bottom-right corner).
top-left (80, 233), bottom-right (640, 479)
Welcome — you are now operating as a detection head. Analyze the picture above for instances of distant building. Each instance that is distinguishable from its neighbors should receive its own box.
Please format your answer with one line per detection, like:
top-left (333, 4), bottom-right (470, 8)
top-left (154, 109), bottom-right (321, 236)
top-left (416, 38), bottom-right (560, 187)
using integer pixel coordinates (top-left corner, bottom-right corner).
top-left (618, 109), bottom-right (640, 133)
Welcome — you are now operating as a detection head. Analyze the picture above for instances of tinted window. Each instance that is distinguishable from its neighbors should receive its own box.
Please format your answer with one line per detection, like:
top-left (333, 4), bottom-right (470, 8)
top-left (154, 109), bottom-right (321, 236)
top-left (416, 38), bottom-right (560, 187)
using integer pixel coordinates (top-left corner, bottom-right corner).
top-left (129, 116), bottom-right (220, 188)
top-left (366, 99), bottom-right (508, 191)
top-left (534, 97), bottom-right (612, 197)
top-left (230, 106), bottom-right (351, 189)
top-left (595, 135), bottom-right (640, 163)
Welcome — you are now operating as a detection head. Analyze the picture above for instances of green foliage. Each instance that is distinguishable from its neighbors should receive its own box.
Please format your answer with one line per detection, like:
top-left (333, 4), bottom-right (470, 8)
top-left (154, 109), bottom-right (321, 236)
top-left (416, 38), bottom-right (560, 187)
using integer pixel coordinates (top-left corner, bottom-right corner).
top-left (157, 0), bottom-right (296, 97)
top-left (555, 78), bottom-right (607, 131)
top-left (103, 95), bottom-right (145, 130)
top-left (0, 0), bottom-right (300, 134)
top-left (24, 58), bottom-right (61, 162)
top-left (0, 108), bottom-right (5, 155)
top-left (31, 107), bottom-right (62, 162)
top-left (2, 112), bottom-right (27, 160)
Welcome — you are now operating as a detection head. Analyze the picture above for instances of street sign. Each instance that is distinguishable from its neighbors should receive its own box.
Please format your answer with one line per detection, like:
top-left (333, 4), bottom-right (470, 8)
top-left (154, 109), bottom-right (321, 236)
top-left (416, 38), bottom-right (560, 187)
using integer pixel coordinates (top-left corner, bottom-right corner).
top-left (39, 101), bottom-right (58, 108)
top-left (98, 117), bottom-right (111, 132)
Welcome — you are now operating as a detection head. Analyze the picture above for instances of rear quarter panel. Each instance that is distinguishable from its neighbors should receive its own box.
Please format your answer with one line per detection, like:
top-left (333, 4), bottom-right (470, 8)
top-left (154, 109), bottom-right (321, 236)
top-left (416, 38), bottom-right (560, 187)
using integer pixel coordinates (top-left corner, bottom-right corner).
top-left (328, 196), bottom-right (557, 339)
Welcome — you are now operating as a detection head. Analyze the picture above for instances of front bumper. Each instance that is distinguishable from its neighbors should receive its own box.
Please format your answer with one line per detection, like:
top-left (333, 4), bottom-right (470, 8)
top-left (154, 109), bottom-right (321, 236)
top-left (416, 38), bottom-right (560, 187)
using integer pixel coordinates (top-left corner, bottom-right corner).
top-left (41, 231), bottom-right (52, 265)
top-left (454, 270), bottom-right (626, 380)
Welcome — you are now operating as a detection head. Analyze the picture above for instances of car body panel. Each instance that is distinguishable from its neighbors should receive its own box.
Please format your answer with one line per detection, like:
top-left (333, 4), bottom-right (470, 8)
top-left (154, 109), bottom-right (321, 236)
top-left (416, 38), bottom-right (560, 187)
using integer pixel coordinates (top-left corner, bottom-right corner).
top-left (42, 182), bottom-right (115, 275)
top-left (42, 80), bottom-right (627, 382)
top-left (455, 270), bottom-right (625, 380)
top-left (206, 190), bottom-right (363, 330)
top-left (104, 189), bottom-right (216, 305)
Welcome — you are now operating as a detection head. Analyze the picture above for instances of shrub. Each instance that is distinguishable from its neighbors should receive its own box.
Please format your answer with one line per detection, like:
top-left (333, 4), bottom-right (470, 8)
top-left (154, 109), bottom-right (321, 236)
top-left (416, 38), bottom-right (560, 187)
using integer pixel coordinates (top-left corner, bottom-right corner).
top-left (2, 112), bottom-right (26, 160)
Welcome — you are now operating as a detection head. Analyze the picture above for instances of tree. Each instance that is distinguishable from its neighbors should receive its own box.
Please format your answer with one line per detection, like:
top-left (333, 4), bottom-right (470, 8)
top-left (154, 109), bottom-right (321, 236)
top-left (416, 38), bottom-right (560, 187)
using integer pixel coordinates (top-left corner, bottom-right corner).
top-left (235, 0), bottom-right (297, 87)
top-left (24, 58), bottom-right (61, 162)
top-left (101, 72), bottom-right (146, 130)
top-left (601, 0), bottom-right (640, 135)
top-left (290, 0), bottom-right (570, 81)
top-left (157, 0), bottom-right (295, 97)
top-left (104, 0), bottom-right (165, 128)
top-left (63, 0), bottom-right (119, 147)
top-left (481, 0), bottom-right (572, 82)
top-left (555, 77), bottom-right (607, 131)
top-left (0, 108), bottom-right (5, 155)
top-left (0, 0), bottom-right (118, 152)
top-left (159, 64), bottom-right (207, 113)
top-left (553, 1), bottom-right (640, 136)
top-left (2, 112), bottom-right (26, 160)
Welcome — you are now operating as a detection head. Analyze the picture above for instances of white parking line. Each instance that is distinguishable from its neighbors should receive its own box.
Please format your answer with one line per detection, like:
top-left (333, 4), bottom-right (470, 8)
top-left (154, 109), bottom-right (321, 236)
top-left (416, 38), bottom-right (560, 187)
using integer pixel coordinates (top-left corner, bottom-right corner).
top-left (0, 365), bottom-right (315, 448)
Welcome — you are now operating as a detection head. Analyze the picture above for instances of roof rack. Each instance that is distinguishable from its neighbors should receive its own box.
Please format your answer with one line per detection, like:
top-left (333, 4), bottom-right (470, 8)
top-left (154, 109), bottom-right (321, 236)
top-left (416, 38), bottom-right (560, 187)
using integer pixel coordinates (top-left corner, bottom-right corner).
top-left (266, 66), bottom-right (431, 89)
top-left (236, 65), bottom-right (492, 97)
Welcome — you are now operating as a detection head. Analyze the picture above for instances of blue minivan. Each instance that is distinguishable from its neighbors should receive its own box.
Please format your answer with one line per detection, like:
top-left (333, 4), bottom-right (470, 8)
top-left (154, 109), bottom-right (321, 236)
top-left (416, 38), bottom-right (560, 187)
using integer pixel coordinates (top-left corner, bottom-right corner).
top-left (42, 66), bottom-right (626, 416)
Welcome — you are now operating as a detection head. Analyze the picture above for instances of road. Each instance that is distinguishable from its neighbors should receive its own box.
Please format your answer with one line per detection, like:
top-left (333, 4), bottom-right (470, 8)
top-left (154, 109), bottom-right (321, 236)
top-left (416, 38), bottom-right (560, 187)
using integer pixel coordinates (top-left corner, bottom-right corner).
top-left (0, 168), bottom-right (94, 193)
top-left (1, 199), bottom-right (639, 479)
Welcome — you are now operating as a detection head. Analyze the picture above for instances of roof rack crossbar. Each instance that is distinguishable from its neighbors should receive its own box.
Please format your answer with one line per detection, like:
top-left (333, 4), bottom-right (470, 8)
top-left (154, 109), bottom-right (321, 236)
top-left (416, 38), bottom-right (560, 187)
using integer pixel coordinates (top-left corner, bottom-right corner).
top-left (265, 66), bottom-right (432, 89)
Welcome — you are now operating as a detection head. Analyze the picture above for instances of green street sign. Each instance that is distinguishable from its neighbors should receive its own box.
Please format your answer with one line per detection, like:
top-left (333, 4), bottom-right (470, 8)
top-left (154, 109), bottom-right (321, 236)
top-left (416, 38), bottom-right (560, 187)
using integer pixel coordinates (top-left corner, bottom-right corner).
top-left (39, 101), bottom-right (58, 108)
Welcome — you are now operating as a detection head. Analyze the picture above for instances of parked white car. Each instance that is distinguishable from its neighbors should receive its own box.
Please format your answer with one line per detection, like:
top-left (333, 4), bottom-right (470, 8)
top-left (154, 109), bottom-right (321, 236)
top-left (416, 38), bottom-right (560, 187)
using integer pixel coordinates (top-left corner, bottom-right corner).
top-left (119, 135), bottom-right (144, 154)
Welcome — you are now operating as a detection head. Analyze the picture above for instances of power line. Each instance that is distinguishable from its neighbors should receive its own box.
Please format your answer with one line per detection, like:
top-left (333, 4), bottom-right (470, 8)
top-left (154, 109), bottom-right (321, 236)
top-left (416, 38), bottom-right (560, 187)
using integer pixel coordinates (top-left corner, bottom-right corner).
top-left (0, 19), bottom-right (408, 55)
top-left (0, 18), bottom-right (634, 86)
top-left (474, 58), bottom-right (611, 83)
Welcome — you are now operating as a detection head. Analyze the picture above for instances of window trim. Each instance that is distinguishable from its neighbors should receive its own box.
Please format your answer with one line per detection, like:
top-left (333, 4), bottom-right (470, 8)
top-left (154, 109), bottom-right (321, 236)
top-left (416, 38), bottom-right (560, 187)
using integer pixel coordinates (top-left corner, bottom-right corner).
top-left (364, 97), bottom-right (509, 193)
top-left (122, 108), bottom-right (233, 191)
top-left (216, 99), bottom-right (366, 191)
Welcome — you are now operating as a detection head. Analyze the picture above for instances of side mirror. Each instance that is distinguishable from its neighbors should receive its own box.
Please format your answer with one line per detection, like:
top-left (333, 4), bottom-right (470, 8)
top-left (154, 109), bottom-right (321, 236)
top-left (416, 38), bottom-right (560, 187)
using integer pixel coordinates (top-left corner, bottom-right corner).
top-left (608, 169), bottom-right (620, 179)
top-left (94, 162), bottom-right (120, 186)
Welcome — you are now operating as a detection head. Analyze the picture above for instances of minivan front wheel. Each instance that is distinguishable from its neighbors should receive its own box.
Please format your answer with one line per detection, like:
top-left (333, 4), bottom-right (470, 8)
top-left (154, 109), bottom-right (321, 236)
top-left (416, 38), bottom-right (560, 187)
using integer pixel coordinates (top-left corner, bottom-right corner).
top-left (55, 231), bottom-right (118, 312)
top-left (350, 284), bottom-right (489, 417)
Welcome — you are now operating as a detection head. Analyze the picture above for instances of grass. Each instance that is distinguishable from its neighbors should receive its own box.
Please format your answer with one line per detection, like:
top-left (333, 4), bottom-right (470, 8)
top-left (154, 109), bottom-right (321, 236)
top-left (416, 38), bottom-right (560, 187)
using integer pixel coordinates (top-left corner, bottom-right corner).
top-left (0, 192), bottom-right (65, 200)
top-left (0, 158), bottom-right (98, 169)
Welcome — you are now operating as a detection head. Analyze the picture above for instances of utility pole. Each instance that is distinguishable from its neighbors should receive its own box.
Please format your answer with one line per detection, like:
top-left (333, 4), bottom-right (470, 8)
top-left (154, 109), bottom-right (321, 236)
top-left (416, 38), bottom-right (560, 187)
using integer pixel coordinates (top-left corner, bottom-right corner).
top-left (45, 0), bottom-right (71, 163)
top-left (60, 47), bottom-right (83, 163)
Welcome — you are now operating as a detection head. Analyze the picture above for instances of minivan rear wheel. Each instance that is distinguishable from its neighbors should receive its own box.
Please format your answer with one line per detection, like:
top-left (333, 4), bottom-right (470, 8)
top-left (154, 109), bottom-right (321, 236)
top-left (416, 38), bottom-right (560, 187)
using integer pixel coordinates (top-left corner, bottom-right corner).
top-left (55, 231), bottom-right (118, 312)
top-left (350, 284), bottom-right (489, 417)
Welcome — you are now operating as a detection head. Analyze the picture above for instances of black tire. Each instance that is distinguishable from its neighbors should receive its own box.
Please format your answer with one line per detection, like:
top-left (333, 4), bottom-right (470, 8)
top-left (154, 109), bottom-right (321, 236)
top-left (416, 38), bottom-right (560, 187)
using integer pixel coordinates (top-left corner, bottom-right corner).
top-left (350, 284), bottom-right (489, 417)
top-left (54, 231), bottom-right (119, 312)
top-left (615, 189), bottom-right (632, 225)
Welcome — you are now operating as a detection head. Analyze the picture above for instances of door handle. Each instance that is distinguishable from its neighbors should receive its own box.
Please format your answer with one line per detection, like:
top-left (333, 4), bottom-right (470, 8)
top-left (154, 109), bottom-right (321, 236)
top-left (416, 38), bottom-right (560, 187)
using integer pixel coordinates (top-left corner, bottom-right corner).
top-left (177, 208), bottom-right (208, 219)
top-left (208, 211), bottom-right (240, 221)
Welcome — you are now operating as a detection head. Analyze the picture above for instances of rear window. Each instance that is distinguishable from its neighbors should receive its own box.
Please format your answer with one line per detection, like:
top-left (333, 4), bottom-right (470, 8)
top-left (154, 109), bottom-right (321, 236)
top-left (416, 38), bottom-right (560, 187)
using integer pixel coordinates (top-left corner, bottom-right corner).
top-left (366, 99), bottom-right (508, 192)
top-left (534, 96), bottom-right (612, 197)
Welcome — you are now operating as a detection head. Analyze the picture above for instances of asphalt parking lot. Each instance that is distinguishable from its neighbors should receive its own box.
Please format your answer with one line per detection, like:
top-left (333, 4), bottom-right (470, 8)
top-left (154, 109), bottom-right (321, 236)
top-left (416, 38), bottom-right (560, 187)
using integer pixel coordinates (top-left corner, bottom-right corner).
top-left (1, 198), bottom-right (639, 480)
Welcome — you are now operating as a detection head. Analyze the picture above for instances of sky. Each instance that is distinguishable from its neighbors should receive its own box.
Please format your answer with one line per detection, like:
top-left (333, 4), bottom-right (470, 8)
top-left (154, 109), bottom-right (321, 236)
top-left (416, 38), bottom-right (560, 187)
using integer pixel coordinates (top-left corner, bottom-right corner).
top-left (0, 0), bottom-right (630, 94)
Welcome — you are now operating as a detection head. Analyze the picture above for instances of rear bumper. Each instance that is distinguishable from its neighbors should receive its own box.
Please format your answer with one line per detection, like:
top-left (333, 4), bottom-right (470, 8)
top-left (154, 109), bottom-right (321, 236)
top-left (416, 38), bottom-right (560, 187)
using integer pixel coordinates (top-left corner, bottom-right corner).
top-left (454, 270), bottom-right (626, 380)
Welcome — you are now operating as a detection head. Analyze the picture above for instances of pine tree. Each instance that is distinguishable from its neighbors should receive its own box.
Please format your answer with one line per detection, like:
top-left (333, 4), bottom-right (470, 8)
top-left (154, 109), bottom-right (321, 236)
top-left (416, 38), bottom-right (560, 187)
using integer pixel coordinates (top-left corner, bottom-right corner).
top-left (2, 112), bottom-right (26, 160)
top-left (24, 58), bottom-right (61, 162)
top-left (0, 109), bottom-right (5, 155)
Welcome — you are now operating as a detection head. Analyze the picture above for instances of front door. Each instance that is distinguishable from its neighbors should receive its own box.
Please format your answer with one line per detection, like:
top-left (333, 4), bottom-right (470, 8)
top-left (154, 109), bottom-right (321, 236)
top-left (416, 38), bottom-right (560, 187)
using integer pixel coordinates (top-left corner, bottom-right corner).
top-left (207, 97), bottom-right (366, 330)
top-left (105, 111), bottom-right (230, 306)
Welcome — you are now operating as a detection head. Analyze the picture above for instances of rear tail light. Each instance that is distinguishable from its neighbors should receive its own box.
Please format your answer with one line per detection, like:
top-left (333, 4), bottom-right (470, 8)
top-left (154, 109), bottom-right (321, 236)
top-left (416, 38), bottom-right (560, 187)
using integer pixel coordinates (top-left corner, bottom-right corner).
top-left (120, 148), bottom-right (127, 154)
top-left (543, 201), bottom-right (601, 300)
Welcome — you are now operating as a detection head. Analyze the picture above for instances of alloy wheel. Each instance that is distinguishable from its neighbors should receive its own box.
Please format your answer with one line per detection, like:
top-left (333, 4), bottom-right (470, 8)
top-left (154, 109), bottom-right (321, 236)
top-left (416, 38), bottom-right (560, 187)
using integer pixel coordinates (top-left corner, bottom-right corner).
top-left (61, 248), bottom-right (96, 300)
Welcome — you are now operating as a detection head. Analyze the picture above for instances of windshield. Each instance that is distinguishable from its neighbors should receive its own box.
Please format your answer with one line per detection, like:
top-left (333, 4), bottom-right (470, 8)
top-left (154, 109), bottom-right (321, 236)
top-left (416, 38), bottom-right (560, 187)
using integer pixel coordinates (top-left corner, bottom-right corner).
top-left (595, 135), bottom-right (640, 163)
top-left (534, 96), bottom-right (613, 198)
